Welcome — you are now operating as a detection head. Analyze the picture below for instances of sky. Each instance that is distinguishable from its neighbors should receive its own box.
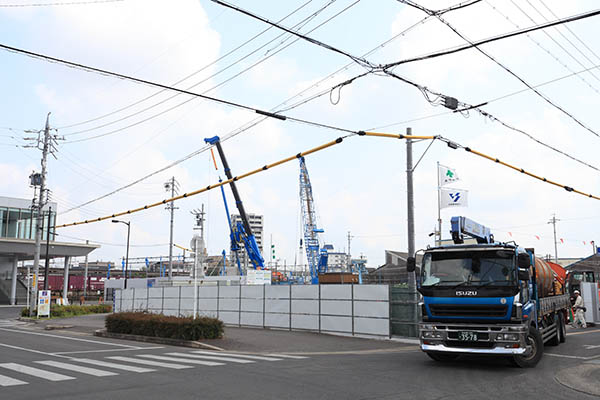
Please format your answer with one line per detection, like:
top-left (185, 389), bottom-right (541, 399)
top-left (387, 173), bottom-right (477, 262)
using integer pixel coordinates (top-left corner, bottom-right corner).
top-left (1, 0), bottom-right (600, 271)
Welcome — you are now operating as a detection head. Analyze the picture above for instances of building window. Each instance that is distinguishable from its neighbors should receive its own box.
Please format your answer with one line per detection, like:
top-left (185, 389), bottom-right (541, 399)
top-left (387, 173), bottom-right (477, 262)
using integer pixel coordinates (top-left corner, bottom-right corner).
top-left (6, 208), bottom-right (20, 238)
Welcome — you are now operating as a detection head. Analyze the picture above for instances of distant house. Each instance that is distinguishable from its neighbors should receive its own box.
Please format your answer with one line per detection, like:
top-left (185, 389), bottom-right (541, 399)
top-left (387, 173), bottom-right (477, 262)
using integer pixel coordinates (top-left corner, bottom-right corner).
top-left (364, 250), bottom-right (422, 284)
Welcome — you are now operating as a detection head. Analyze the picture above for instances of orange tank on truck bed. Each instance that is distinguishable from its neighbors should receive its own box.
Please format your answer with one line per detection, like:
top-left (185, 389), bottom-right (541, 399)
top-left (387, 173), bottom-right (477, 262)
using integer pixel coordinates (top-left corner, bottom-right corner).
top-left (533, 258), bottom-right (566, 297)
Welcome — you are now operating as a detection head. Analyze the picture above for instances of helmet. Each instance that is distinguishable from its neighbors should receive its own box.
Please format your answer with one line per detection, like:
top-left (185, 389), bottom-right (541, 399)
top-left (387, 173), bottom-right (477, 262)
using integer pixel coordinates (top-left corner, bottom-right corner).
top-left (574, 290), bottom-right (580, 294)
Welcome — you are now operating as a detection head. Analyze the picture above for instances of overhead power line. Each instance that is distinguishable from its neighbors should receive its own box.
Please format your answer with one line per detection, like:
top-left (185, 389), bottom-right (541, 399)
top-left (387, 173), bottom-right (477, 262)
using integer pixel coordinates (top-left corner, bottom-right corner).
top-left (56, 131), bottom-right (600, 229)
top-left (0, 41), bottom-right (356, 136)
top-left (209, 0), bottom-right (376, 70)
top-left (0, 0), bottom-right (123, 6)
top-left (395, 0), bottom-right (600, 139)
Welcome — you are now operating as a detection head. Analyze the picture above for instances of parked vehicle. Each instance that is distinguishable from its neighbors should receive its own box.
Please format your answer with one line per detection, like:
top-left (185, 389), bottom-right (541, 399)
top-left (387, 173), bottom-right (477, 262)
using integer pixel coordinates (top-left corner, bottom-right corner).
top-left (407, 216), bottom-right (570, 367)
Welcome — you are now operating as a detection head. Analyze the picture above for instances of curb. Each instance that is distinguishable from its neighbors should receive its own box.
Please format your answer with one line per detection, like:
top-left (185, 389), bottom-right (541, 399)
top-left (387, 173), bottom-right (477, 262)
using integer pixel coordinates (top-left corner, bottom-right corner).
top-left (45, 325), bottom-right (74, 331)
top-left (94, 329), bottom-right (224, 351)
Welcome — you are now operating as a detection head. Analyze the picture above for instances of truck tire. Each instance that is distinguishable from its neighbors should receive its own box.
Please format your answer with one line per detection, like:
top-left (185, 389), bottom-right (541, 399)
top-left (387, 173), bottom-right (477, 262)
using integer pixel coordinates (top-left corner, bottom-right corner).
top-left (511, 326), bottom-right (543, 368)
top-left (548, 314), bottom-right (560, 346)
top-left (559, 313), bottom-right (566, 343)
top-left (426, 352), bottom-right (459, 362)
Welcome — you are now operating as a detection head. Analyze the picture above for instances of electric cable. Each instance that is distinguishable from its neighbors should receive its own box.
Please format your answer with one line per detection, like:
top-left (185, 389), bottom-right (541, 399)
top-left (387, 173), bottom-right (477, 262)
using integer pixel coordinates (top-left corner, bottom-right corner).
top-left (59, 0), bottom-right (322, 135)
top-left (394, 0), bottom-right (600, 139)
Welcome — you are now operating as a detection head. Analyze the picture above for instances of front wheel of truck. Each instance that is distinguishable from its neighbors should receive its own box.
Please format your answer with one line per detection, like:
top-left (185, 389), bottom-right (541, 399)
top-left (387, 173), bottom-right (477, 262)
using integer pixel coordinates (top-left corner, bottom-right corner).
top-left (426, 352), bottom-right (459, 362)
top-left (511, 326), bottom-right (543, 368)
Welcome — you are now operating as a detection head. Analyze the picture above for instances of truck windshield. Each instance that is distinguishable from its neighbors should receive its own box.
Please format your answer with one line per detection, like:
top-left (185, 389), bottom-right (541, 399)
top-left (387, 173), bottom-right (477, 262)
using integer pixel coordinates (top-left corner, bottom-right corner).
top-left (421, 250), bottom-right (516, 287)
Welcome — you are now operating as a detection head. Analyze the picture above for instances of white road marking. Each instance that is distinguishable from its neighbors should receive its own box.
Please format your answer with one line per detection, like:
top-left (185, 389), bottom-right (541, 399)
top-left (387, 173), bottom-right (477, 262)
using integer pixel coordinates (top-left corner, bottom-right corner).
top-left (266, 353), bottom-right (308, 359)
top-left (192, 351), bottom-right (282, 361)
top-left (73, 358), bottom-right (155, 373)
top-left (0, 374), bottom-right (27, 387)
top-left (35, 360), bottom-right (118, 377)
top-left (0, 363), bottom-right (75, 381)
top-left (166, 352), bottom-right (254, 364)
top-left (106, 356), bottom-right (193, 370)
top-left (0, 328), bottom-right (139, 348)
top-left (137, 354), bottom-right (224, 366)
top-left (0, 342), bottom-right (71, 359)
top-left (52, 346), bottom-right (164, 355)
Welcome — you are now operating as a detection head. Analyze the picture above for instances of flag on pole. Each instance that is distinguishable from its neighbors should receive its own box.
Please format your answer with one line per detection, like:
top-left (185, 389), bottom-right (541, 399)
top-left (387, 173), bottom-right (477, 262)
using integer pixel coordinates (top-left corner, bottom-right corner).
top-left (439, 187), bottom-right (468, 209)
top-left (439, 164), bottom-right (460, 186)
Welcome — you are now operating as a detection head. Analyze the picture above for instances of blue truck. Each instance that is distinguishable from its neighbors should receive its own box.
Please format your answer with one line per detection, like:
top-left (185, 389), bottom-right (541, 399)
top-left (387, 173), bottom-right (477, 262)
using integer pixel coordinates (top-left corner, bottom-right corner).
top-left (407, 216), bottom-right (571, 367)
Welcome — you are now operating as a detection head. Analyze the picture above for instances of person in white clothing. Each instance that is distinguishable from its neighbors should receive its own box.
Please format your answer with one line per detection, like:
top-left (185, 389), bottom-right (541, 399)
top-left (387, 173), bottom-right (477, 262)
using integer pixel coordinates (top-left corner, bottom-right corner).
top-left (573, 290), bottom-right (587, 329)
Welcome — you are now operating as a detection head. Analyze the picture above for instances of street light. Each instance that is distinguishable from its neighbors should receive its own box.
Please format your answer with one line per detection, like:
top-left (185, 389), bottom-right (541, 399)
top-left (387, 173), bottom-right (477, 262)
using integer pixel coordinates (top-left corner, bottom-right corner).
top-left (112, 219), bottom-right (130, 289)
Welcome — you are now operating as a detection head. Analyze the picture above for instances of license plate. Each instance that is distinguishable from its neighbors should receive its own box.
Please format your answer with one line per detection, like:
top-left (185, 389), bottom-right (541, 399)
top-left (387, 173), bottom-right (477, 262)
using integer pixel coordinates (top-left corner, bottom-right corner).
top-left (458, 331), bottom-right (478, 341)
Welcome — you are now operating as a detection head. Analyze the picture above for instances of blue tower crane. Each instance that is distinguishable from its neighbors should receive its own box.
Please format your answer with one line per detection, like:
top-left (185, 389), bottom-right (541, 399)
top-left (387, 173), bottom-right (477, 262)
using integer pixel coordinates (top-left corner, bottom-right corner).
top-left (299, 157), bottom-right (327, 284)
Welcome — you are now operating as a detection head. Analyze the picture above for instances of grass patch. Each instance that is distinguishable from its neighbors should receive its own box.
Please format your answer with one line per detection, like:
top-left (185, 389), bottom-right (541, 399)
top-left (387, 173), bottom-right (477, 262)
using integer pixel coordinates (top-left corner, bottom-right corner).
top-left (21, 304), bottom-right (112, 318)
top-left (106, 312), bottom-right (224, 341)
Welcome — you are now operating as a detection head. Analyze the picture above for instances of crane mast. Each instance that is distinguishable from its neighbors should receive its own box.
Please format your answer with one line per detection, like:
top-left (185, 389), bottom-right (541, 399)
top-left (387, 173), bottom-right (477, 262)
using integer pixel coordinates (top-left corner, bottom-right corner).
top-left (299, 157), bottom-right (325, 284)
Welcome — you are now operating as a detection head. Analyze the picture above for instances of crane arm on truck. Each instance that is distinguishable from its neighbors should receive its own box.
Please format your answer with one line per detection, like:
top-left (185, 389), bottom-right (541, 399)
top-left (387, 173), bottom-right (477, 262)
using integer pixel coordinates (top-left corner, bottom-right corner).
top-left (450, 216), bottom-right (494, 244)
top-left (204, 136), bottom-right (265, 270)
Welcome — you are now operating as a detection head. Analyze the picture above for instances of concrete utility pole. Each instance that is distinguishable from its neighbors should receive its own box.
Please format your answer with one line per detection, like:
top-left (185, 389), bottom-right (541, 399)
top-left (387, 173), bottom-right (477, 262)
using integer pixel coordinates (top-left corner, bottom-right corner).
top-left (83, 240), bottom-right (89, 297)
top-left (29, 114), bottom-right (51, 316)
top-left (406, 128), bottom-right (416, 291)
top-left (347, 231), bottom-right (353, 272)
top-left (548, 214), bottom-right (559, 263)
top-left (43, 207), bottom-right (52, 290)
top-left (164, 177), bottom-right (179, 279)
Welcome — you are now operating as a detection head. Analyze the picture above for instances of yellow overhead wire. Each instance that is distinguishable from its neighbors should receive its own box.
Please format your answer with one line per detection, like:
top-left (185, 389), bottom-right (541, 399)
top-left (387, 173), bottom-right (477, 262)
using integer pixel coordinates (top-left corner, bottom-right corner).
top-left (55, 130), bottom-right (600, 229)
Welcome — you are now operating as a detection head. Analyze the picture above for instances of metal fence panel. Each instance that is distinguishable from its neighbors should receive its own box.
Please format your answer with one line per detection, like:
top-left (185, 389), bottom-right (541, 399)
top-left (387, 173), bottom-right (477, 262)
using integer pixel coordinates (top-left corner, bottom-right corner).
top-left (219, 311), bottom-right (239, 325)
top-left (291, 285), bottom-right (319, 299)
top-left (265, 313), bottom-right (290, 329)
top-left (321, 300), bottom-right (351, 316)
top-left (320, 285), bottom-right (352, 300)
top-left (291, 299), bottom-right (319, 314)
top-left (353, 301), bottom-right (389, 318)
top-left (198, 286), bottom-right (218, 298)
top-left (240, 312), bottom-right (263, 327)
top-left (321, 315), bottom-right (352, 333)
top-left (241, 298), bottom-right (262, 312)
top-left (354, 317), bottom-right (388, 336)
top-left (219, 298), bottom-right (239, 311)
top-left (390, 287), bottom-right (419, 337)
top-left (354, 285), bottom-right (389, 301)
top-left (265, 299), bottom-right (289, 314)
top-left (291, 314), bottom-right (319, 330)
top-left (265, 285), bottom-right (290, 299)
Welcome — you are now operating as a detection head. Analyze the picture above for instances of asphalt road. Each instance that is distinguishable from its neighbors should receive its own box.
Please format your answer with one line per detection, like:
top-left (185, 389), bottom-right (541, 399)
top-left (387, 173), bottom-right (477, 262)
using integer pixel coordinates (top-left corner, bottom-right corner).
top-left (0, 306), bottom-right (599, 400)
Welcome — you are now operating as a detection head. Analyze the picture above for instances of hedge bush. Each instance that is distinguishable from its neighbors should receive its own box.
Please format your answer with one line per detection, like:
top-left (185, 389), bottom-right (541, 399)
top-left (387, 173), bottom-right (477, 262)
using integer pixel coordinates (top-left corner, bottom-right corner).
top-left (106, 312), bottom-right (224, 341)
top-left (21, 304), bottom-right (112, 318)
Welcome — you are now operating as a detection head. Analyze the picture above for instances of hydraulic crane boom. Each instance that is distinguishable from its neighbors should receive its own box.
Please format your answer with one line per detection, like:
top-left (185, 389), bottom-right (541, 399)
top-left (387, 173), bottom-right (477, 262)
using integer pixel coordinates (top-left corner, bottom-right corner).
top-left (204, 136), bottom-right (265, 269)
top-left (450, 216), bottom-right (494, 244)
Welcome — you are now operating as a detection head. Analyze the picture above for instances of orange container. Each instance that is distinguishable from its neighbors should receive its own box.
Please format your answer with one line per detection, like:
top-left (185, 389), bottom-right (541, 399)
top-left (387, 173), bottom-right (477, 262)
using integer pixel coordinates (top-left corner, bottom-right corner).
top-left (533, 258), bottom-right (566, 297)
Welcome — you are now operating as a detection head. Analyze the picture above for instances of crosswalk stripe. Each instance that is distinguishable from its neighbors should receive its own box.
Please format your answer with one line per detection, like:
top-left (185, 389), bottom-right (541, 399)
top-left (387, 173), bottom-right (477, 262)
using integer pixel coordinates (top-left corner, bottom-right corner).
top-left (35, 360), bottom-right (118, 377)
top-left (191, 351), bottom-right (282, 361)
top-left (106, 356), bottom-right (193, 370)
top-left (137, 354), bottom-right (223, 366)
top-left (0, 374), bottom-right (28, 387)
top-left (72, 359), bottom-right (155, 373)
top-left (266, 353), bottom-right (308, 359)
top-left (166, 352), bottom-right (254, 364)
top-left (0, 363), bottom-right (75, 381)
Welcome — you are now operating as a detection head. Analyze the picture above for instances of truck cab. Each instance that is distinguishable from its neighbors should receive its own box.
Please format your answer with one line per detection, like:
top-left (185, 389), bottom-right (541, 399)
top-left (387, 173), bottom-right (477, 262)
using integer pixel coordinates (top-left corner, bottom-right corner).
top-left (409, 217), bottom-right (569, 367)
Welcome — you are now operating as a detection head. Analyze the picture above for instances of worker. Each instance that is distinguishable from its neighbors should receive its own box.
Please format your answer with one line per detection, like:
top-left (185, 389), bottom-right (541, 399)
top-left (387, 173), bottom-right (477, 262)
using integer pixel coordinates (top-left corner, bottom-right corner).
top-left (572, 290), bottom-right (587, 329)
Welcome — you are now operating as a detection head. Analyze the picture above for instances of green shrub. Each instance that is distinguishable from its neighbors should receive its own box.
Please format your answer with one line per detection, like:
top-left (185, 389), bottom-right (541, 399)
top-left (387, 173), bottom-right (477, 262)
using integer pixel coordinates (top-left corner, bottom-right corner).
top-left (105, 312), bottom-right (224, 341)
top-left (20, 304), bottom-right (112, 318)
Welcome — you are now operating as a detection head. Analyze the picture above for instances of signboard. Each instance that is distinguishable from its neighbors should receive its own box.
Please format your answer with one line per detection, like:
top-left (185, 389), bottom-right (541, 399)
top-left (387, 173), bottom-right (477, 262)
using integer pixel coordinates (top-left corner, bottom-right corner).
top-left (38, 290), bottom-right (50, 318)
top-left (246, 270), bottom-right (271, 285)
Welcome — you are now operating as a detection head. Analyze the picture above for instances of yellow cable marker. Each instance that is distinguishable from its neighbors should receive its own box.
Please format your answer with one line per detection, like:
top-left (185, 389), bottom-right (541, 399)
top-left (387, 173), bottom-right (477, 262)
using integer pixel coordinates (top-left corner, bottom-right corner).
top-left (56, 137), bottom-right (345, 228)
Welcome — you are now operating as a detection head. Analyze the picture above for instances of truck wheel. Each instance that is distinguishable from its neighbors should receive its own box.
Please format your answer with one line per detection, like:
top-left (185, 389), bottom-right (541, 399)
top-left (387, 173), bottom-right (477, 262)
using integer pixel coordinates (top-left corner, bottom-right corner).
top-left (426, 352), bottom-right (459, 362)
top-left (511, 326), bottom-right (543, 368)
top-left (559, 313), bottom-right (566, 343)
top-left (548, 314), bottom-right (561, 346)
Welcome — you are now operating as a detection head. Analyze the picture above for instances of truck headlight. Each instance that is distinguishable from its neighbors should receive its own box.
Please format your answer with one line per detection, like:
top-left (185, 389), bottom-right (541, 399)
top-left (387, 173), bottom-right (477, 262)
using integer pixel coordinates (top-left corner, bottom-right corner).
top-left (422, 331), bottom-right (443, 339)
top-left (496, 333), bottom-right (518, 341)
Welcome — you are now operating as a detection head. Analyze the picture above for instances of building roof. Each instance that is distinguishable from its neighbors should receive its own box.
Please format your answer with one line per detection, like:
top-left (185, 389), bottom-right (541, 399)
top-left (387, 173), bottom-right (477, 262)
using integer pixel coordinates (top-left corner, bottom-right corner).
top-left (0, 237), bottom-right (99, 261)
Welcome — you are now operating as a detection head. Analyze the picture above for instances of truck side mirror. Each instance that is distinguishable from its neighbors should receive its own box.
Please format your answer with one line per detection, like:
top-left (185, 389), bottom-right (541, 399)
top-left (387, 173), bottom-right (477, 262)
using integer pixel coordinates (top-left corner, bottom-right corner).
top-left (518, 268), bottom-right (530, 281)
top-left (517, 253), bottom-right (531, 269)
top-left (407, 256), bottom-right (416, 272)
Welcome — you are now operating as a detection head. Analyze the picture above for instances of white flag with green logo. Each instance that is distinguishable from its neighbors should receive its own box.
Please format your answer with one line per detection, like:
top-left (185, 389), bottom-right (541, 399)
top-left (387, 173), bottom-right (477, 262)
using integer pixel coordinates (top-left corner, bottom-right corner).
top-left (440, 187), bottom-right (468, 209)
top-left (439, 164), bottom-right (459, 186)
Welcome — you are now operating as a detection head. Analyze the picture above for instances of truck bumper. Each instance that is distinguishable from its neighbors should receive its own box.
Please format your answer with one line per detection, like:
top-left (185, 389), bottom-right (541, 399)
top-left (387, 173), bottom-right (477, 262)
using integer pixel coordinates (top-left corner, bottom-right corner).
top-left (419, 322), bottom-right (528, 355)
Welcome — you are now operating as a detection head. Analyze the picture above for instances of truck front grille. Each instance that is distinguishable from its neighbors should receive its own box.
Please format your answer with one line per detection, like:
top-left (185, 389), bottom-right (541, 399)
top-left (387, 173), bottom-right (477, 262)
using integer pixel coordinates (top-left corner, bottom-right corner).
top-left (429, 304), bottom-right (508, 318)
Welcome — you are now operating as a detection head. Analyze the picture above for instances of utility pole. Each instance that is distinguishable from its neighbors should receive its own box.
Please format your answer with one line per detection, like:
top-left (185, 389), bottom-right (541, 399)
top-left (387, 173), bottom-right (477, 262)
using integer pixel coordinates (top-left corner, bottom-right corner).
top-left (27, 114), bottom-right (52, 316)
top-left (83, 240), bottom-right (89, 297)
top-left (548, 214), bottom-right (559, 263)
top-left (164, 177), bottom-right (179, 279)
top-left (347, 231), bottom-right (353, 273)
top-left (43, 206), bottom-right (52, 290)
top-left (406, 128), bottom-right (416, 292)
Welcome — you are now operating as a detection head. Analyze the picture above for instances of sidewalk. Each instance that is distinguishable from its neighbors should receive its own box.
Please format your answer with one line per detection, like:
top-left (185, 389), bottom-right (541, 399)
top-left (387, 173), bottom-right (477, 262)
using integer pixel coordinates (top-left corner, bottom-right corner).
top-left (26, 313), bottom-right (416, 354)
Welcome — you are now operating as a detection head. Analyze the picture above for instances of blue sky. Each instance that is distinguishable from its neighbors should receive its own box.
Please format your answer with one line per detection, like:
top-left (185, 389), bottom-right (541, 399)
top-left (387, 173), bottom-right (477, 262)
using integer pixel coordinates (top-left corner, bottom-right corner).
top-left (2, 0), bottom-right (600, 269)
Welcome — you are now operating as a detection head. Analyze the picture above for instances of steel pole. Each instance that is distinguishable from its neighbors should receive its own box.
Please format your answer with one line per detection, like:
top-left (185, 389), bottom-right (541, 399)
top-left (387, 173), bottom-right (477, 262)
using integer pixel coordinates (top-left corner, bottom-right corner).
top-left (125, 222), bottom-right (130, 289)
top-left (406, 128), bottom-right (416, 291)
top-left (43, 207), bottom-right (51, 290)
